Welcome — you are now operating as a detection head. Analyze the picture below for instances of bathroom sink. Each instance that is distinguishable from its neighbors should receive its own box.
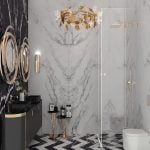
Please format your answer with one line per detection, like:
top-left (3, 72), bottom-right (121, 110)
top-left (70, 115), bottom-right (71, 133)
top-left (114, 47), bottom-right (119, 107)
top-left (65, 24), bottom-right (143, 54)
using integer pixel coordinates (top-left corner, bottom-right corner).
top-left (8, 101), bottom-right (32, 114)
top-left (5, 96), bottom-right (41, 114)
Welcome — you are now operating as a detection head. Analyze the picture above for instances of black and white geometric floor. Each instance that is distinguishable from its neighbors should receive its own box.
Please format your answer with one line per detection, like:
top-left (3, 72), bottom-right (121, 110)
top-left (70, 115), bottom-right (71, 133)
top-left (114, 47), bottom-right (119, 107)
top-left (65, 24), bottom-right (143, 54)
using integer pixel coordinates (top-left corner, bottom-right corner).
top-left (28, 134), bottom-right (124, 150)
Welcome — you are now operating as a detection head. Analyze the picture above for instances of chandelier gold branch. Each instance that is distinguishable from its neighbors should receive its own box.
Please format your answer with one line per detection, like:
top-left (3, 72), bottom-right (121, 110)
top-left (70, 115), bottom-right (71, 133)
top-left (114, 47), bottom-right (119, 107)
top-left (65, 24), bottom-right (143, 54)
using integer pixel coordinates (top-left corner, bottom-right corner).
top-left (55, 6), bottom-right (102, 31)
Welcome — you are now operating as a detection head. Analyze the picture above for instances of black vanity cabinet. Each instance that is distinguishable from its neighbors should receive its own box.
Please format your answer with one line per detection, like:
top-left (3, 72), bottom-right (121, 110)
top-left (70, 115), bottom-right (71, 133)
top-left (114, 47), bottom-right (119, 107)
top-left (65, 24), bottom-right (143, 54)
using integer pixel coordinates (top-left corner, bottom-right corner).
top-left (26, 102), bottom-right (42, 146)
top-left (3, 113), bottom-right (26, 150)
top-left (3, 101), bottom-right (42, 150)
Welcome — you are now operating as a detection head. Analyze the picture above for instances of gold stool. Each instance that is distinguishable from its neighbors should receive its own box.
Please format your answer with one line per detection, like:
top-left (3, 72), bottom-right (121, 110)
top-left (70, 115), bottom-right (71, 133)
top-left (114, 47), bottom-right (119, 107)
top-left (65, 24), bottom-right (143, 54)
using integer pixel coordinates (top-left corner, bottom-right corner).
top-left (57, 116), bottom-right (71, 139)
top-left (48, 111), bottom-right (58, 140)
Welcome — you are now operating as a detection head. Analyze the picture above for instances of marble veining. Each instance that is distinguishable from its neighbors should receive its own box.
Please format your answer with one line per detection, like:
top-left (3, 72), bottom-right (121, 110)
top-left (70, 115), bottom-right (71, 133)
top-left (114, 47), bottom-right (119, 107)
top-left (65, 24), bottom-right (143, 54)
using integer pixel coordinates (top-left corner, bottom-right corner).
top-left (29, 1), bottom-right (127, 135)
top-left (0, 0), bottom-right (28, 148)
top-left (125, 0), bottom-right (150, 131)
top-left (0, 85), bottom-right (14, 114)
top-left (0, 0), bottom-right (28, 113)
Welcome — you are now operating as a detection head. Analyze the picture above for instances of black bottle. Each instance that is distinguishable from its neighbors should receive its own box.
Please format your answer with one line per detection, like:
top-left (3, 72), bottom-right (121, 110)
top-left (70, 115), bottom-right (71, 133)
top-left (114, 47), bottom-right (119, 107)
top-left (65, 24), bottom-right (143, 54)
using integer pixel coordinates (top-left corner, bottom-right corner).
top-left (60, 106), bottom-right (65, 117)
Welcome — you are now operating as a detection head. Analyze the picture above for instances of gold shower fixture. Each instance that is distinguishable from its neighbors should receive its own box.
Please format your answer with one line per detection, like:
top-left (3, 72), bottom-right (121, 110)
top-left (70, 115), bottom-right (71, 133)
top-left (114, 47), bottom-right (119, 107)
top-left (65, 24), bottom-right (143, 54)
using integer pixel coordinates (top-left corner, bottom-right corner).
top-left (55, 5), bottom-right (102, 31)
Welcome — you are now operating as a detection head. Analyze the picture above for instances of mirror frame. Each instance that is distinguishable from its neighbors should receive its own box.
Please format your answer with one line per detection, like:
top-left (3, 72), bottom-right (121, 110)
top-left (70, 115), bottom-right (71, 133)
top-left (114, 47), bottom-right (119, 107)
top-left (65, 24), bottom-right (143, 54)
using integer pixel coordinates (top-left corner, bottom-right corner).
top-left (0, 26), bottom-right (19, 85)
top-left (19, 37), bottom-right (30, 82)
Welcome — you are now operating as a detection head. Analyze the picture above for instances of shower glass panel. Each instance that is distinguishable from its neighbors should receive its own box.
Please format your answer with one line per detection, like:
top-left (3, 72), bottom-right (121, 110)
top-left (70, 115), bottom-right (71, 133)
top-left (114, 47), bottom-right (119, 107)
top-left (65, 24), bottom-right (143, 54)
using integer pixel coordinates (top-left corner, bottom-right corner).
top-left (98, 8), bottom-right (127, 145)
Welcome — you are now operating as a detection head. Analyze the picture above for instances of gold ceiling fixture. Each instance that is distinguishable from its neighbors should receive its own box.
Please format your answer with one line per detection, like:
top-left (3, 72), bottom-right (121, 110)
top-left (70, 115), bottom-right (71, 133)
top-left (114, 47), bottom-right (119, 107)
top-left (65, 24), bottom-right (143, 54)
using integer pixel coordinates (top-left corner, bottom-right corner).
top-left (55, 5), bottom-right (102, 31)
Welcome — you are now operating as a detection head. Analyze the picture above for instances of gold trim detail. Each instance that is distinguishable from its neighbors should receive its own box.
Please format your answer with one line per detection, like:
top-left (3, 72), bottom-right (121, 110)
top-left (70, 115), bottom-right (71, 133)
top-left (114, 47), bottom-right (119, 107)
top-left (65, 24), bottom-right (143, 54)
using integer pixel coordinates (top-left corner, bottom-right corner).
top-left (5, 112), bottom-right (26, 118)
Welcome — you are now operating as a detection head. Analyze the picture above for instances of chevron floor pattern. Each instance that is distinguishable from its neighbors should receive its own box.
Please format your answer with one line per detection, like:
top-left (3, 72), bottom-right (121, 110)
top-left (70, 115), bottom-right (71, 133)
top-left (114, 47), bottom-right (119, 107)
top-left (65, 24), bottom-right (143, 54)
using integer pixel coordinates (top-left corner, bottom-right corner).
top-left (28, 133), bottom-right (124, 150)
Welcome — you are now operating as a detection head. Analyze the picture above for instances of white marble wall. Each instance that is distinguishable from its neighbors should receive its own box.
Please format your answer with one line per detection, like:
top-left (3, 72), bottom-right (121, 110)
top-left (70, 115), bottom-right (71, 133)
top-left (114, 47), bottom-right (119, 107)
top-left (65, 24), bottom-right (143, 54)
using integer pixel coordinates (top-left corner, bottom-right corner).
top-left (28, 0), bottom-right (127, 135)
top-left (134, 0), bottom-right (150, 132)
top-left (125, 0), bottom-right (150, 131)
top-left (125, 5), bottom-right (140, 128)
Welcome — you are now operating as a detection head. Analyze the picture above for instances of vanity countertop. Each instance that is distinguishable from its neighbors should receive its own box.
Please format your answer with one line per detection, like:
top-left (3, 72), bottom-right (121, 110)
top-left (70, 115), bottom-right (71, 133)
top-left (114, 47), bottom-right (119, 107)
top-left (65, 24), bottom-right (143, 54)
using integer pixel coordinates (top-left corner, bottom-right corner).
top-left (5, 99), bottom-right (42, 114)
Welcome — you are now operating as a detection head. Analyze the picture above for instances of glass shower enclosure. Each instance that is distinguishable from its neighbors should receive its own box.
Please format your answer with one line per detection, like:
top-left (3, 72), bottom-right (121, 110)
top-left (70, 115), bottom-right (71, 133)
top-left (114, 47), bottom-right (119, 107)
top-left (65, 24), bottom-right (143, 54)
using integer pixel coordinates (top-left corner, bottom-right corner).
top-left (97, 8), bottom-right (128, 148)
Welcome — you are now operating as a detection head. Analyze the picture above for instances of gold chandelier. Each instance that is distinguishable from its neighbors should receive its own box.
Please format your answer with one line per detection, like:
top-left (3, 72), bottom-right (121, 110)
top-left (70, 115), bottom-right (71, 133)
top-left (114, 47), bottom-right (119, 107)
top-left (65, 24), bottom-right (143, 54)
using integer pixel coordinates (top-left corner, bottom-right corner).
top-left (55, 6), bottom-right (102, 31)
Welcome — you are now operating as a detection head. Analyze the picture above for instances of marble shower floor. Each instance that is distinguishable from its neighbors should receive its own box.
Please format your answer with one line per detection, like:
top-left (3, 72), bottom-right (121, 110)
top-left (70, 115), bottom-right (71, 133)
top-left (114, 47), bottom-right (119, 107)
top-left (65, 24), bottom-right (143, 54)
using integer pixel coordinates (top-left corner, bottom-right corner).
top-left (28, 133), bottom-right (124, 150)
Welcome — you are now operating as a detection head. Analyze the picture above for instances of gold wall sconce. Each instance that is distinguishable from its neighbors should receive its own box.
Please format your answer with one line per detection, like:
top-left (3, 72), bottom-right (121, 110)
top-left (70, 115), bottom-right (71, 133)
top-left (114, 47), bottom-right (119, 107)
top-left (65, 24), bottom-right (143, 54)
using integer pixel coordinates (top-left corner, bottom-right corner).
top-left (35, 51), bottom-right (41, 73)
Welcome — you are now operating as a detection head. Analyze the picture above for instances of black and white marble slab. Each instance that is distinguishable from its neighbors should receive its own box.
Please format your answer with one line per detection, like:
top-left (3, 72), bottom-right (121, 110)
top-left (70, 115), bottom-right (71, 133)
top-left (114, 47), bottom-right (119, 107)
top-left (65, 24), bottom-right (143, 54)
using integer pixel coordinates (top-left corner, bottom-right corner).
top-left (0, 0), bottom-right (28, 148)
top-left (0, 0), bottom-right (28, 113)
top-left (28, 0), bottom-right (128, 135)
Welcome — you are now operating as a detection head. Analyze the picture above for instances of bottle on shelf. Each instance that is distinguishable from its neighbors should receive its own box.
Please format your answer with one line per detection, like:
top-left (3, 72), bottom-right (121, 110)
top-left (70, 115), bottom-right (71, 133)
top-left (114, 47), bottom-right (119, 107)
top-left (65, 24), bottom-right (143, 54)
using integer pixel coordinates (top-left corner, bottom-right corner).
top-left (49, 103), bottom-right (55, 112)
top-left (66, 105), bottom-right (72, 118)
top-left (60, 105), bottom-right (66, 117)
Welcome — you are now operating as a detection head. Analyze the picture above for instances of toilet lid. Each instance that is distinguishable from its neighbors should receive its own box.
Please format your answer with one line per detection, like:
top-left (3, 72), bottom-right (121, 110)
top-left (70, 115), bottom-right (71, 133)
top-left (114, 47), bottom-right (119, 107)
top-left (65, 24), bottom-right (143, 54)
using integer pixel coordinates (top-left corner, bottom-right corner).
top-left (124, 129), bottom-right (148, 137)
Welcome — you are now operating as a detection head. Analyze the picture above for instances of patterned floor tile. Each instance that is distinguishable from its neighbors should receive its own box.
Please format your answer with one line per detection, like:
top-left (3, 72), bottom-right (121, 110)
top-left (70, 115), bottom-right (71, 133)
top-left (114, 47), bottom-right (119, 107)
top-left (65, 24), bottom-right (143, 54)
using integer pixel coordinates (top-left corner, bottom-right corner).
top-left (28, 134), bottom-right (124, 150)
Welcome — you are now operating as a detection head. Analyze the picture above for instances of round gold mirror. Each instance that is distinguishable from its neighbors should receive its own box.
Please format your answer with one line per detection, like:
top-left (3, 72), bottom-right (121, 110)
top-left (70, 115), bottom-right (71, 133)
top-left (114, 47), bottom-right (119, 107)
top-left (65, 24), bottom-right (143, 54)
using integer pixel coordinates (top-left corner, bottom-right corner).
top-left (0, 26), bottom-right (19, 84)
top-left (20, 38), bottom-right (30, 82)
top-left (6, 38), bottom-right (15, 72)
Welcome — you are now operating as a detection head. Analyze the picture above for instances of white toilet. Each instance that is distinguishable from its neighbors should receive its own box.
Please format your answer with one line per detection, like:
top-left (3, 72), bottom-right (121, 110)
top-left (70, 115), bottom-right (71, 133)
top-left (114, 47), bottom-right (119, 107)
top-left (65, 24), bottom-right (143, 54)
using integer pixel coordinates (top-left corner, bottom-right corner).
top-left (123, 129), bottom-right (150, 150)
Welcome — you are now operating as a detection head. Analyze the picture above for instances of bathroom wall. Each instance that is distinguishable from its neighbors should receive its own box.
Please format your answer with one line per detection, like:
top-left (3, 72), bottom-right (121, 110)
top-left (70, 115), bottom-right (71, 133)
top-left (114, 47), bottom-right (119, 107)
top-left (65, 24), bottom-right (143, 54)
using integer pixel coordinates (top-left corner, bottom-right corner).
top-left (126, 0), bottom-right (150, 131)
top-left (29, 0), bottom-right (128, 135)
top-left (0, 0), bottom-right (28, 113)
top-left (135, 0), bottom-right (150, 132)
top-left (125, 1), bottom-right (141, 128)
top-left (0, 0), bottom-right (28, 148)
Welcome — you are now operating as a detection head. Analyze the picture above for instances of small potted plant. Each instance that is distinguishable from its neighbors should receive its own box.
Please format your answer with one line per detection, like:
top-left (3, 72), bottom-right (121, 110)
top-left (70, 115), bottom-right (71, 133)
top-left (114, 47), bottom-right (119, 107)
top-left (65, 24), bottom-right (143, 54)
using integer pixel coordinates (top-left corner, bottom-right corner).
top-left (15, 81), bottom-right (27, 102)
